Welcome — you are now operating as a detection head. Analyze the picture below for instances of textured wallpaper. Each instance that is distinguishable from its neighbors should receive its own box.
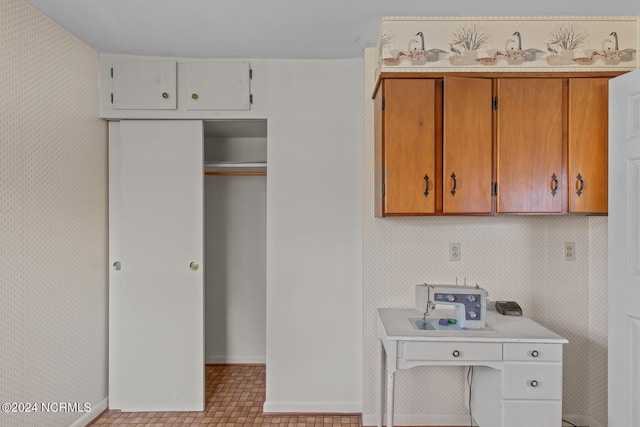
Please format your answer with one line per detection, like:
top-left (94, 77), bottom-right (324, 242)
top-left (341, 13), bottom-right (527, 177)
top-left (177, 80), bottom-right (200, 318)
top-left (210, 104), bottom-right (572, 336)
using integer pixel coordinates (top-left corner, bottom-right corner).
top-left (362, 48), bottom-right (607, 425)
top-left (0, 1), bottom-right (107, 426)
top-left (589, 216), bottom-right (608, 426)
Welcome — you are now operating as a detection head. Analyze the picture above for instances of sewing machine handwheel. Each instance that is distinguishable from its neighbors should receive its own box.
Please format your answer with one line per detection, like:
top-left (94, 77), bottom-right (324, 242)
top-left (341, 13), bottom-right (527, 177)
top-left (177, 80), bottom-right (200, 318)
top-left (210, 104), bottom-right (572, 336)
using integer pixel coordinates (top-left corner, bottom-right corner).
top-left (530, 380), bottom-right (539, 387)
top-left (531, 350), bottom-right (539, 358)
top-left (452, 350), bottom-right (460, 358)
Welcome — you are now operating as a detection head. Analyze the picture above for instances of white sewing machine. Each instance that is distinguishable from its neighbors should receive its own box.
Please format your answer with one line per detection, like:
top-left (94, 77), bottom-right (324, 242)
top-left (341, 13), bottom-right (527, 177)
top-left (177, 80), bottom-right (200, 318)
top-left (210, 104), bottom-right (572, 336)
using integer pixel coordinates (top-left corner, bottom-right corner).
top-left (415, 283), bottom-right (488, 329)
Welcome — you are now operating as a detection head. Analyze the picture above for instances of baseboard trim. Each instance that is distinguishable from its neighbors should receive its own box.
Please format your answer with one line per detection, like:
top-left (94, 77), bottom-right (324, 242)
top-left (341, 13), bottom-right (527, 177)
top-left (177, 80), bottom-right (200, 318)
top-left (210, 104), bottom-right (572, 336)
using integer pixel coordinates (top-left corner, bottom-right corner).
top-left (205, 362), bottom-right (266, 366)
top-left (205, 355), bottom-right (266, 364)
top-left (71, 397), bottom-right (108, 427)
top-left (263, 401), bottom-right (362, 413)
top-left (562, 414), bottom-right (604, 427)
top-left (361, 413), bottom-right (476, 426)
top-left (263, 411), bottom-right (361, 417)
top-left (361, 412), bottom-right (599, 427)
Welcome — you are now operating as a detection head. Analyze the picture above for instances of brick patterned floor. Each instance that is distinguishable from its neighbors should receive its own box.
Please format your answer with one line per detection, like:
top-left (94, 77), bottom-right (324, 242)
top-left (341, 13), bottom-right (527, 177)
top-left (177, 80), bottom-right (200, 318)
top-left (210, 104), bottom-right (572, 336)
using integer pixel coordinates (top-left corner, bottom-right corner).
top-left (90, 364), bottom-right (362, 426)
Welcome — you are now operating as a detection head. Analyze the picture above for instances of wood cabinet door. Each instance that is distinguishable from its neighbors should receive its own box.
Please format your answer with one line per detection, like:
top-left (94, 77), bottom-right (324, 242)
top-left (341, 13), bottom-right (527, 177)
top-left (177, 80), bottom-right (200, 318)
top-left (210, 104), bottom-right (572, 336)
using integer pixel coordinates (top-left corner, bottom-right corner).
top-left (377, 79), bottom-right (439, 216)
top-left (443, 76), bottom-right (493, 214)
top-left (568, 78), bottom-right (609, 213)
top-left (496, 79), bottom-right (565, 213)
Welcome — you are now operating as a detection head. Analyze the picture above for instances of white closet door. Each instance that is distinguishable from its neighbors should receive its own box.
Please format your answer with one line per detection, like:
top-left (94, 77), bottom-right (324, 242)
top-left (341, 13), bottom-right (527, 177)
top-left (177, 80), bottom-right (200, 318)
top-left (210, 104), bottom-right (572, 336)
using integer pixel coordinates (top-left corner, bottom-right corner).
top-left (109, 120), bottom-right (204, 411)
top-left (609, 69), bottom-right (640, 426)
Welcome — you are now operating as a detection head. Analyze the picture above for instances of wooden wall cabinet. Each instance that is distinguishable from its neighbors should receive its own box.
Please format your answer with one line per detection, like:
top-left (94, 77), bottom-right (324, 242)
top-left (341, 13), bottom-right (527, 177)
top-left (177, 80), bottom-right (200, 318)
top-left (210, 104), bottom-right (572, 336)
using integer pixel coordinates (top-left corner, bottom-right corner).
top-left (495, 78), bottom-right (565, 214)
top-left (375, 78), bottom-right (441, 216)
top-left (568, 78), bottom-right (609, 214)
top-left (443, 76), bottom-right (494, 215)
top-left (374, 73), bottom-right (615, 217)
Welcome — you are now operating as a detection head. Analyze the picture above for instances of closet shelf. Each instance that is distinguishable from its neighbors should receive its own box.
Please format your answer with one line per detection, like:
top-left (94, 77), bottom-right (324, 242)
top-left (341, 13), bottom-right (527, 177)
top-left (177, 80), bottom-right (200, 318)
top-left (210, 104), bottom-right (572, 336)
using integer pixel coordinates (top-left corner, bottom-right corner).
top-left (204, 161), bottom-right (267, 168)
top-left (205, 171), bottom-right (266, 176)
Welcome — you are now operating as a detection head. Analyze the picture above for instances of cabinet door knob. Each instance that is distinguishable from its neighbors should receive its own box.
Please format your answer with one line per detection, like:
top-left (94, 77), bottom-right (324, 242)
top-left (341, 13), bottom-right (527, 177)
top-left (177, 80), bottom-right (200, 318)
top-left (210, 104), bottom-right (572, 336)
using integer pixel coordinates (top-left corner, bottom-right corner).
top-left (530, 380), bottom-right (539, 387)
top-left (162, 92), bottom-right (169, 99)
top-left (113, 261), bottom-right (121, 271)
top-left (576, 173), bottom-right (584, 197)
top-left (191, 93), bottom-right (199, 100)
top-left (452, 350), bottom-right (460, 358)
top-left (189, 262), bottom-right (199, 271)
top-left (450, 172), bottom-right (457, 196)
top-left (531, 350), bottom-right (539, 358)
top-left (550, 173), bottom-right (558, 197)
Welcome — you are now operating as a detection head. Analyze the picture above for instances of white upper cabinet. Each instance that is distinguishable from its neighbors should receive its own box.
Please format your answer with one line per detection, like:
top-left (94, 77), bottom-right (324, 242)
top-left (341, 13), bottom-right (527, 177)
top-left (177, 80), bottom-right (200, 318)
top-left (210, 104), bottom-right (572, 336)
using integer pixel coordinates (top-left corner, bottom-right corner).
top-left (100, 55), bottom-right (265, 119)
top-left (111, 61), bottom-right (177, 110)
top-left (185, 61), bottom-right (251, 111)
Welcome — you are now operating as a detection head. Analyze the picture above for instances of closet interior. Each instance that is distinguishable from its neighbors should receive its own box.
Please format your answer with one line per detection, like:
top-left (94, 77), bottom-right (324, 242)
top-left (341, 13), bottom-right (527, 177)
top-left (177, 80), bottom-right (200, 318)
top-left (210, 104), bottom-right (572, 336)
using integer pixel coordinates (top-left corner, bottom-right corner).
top-left (204, 119), bottom-right (267, 364)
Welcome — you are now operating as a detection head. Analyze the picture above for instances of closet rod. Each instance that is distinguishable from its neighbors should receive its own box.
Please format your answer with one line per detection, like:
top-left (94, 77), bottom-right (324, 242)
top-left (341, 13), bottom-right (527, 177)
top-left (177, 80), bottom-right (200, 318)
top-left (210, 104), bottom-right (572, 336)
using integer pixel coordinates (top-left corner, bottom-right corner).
top-left (204, 161), bottom-right (267, 168)
top-left (204, 171), bottom-right (267, 176)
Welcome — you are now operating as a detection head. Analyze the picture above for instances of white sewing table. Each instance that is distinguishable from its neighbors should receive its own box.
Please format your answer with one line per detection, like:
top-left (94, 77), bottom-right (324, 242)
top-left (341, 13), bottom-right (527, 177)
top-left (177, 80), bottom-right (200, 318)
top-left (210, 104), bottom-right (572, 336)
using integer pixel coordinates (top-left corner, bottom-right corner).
top-left (377, 308), bottom-right (568, 427)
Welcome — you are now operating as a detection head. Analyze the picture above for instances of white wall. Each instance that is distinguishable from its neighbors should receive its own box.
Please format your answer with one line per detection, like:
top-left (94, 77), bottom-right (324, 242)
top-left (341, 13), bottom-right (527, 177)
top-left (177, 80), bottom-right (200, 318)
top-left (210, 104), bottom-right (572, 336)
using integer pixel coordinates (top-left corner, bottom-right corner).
top-left (588, 216), bottom-right (608, 426)
top-left (265, 59), bottom-right (364, 412)
top-left (0, 1), bottom-right (108, 426)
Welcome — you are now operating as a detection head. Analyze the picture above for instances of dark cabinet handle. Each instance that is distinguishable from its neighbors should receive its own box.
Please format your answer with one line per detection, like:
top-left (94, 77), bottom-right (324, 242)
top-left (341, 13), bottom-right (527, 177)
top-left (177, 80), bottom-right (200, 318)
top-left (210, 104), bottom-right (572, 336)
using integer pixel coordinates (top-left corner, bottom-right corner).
top-left (576, 173), bottom-right (584, 197)
top-left (452, 350), bottom-right (460, 358)
top-left (423, 174), bottom-right (430, 197)
top-left (450, 172), bottom-right (457, 196)
top-left (550, 173), bottom-right (558, 197)
top-left (530, 380), bottom-right (539, 388)
top-left (531, 350), bottom-right (539, 358)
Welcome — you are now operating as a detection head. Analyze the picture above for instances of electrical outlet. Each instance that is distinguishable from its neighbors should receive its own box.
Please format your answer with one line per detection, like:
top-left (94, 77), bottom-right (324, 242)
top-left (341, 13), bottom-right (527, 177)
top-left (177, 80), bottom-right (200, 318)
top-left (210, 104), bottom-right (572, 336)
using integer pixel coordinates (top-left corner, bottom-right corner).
top-left (564, 242), bottom-right (576, 261)
top-left (449, 242), bottom-right (461, 261)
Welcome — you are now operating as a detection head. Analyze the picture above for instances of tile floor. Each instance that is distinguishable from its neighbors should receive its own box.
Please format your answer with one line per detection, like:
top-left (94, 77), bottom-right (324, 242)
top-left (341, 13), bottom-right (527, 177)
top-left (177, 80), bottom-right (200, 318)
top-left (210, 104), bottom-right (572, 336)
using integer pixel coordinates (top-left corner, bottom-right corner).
top-left (89, 364), bottom-right (581, 426)
top-left (90, 364), bottom-right (363, 426)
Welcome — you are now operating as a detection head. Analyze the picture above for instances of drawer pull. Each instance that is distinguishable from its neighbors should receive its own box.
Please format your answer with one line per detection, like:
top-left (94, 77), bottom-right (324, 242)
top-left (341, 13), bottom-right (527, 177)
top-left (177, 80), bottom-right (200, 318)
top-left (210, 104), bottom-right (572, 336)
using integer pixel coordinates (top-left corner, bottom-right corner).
top-left (452, 350), bottom-right (460, 358)
top-left (450, 172), bottom-right (457, 196)
top-left (576, 173), bottom-right (584, 197)
top-left (531, 350), bottom-right (539, 358)
top-left (423, 174), bottom-right (430, 197)
top-left (530, 380), bottom-right (539, 388)
top-left (550, 173), bottom-right (558, 197)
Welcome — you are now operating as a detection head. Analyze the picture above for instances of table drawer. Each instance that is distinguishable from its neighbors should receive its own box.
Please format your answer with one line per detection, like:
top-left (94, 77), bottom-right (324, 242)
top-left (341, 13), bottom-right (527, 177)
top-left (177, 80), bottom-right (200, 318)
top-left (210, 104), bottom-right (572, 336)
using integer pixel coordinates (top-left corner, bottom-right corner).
top-left (503, 343), bottom-right (562, 361)
top-left (402, 342), bottom-right (502, 362)
top-left (503, 362), bottom-right (562, 400)
top-left (504, 400), bottom-right (562, 426)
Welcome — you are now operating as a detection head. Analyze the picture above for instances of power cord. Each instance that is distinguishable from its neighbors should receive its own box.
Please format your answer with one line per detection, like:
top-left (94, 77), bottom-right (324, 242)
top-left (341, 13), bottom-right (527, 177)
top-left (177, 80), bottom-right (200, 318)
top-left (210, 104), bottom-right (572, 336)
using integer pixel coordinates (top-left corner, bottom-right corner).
top-left (467, 366), bottom-right (474, 427)
top-left (562, 419), bottom-right (578, 427)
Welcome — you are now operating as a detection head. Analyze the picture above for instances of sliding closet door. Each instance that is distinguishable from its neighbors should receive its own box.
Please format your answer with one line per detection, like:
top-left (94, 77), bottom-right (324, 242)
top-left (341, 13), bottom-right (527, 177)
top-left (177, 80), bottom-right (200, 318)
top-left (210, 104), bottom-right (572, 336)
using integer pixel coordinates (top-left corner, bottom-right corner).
top-left (109, 120), bottom-right (204, 411)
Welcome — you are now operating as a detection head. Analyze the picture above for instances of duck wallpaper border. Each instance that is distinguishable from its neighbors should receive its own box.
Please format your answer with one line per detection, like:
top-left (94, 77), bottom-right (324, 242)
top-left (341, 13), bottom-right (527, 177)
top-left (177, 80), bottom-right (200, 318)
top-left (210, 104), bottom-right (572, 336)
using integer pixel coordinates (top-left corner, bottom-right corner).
top-left (377, 16), bottom-right (638, 73)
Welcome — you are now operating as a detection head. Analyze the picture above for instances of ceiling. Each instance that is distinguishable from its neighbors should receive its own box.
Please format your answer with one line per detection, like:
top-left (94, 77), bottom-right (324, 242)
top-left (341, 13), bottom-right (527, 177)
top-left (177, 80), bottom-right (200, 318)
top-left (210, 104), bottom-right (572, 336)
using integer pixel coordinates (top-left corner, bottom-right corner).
top-left (25, 0), bottom-right (640, 59)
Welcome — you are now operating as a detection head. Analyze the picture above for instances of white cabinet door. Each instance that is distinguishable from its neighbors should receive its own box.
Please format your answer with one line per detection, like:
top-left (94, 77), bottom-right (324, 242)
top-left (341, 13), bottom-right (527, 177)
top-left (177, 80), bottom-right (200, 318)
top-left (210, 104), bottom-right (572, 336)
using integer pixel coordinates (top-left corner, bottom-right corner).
top-left (503, 401), bottom-right (562, 426)
top-left (109, 120), bottom-right (204, 411)
top-left (111, 61), bottom-right (177, 110)
top-left (609, 68), bottom-right (640, 426)
top-left (185, 61), bottom-right (251, 110)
